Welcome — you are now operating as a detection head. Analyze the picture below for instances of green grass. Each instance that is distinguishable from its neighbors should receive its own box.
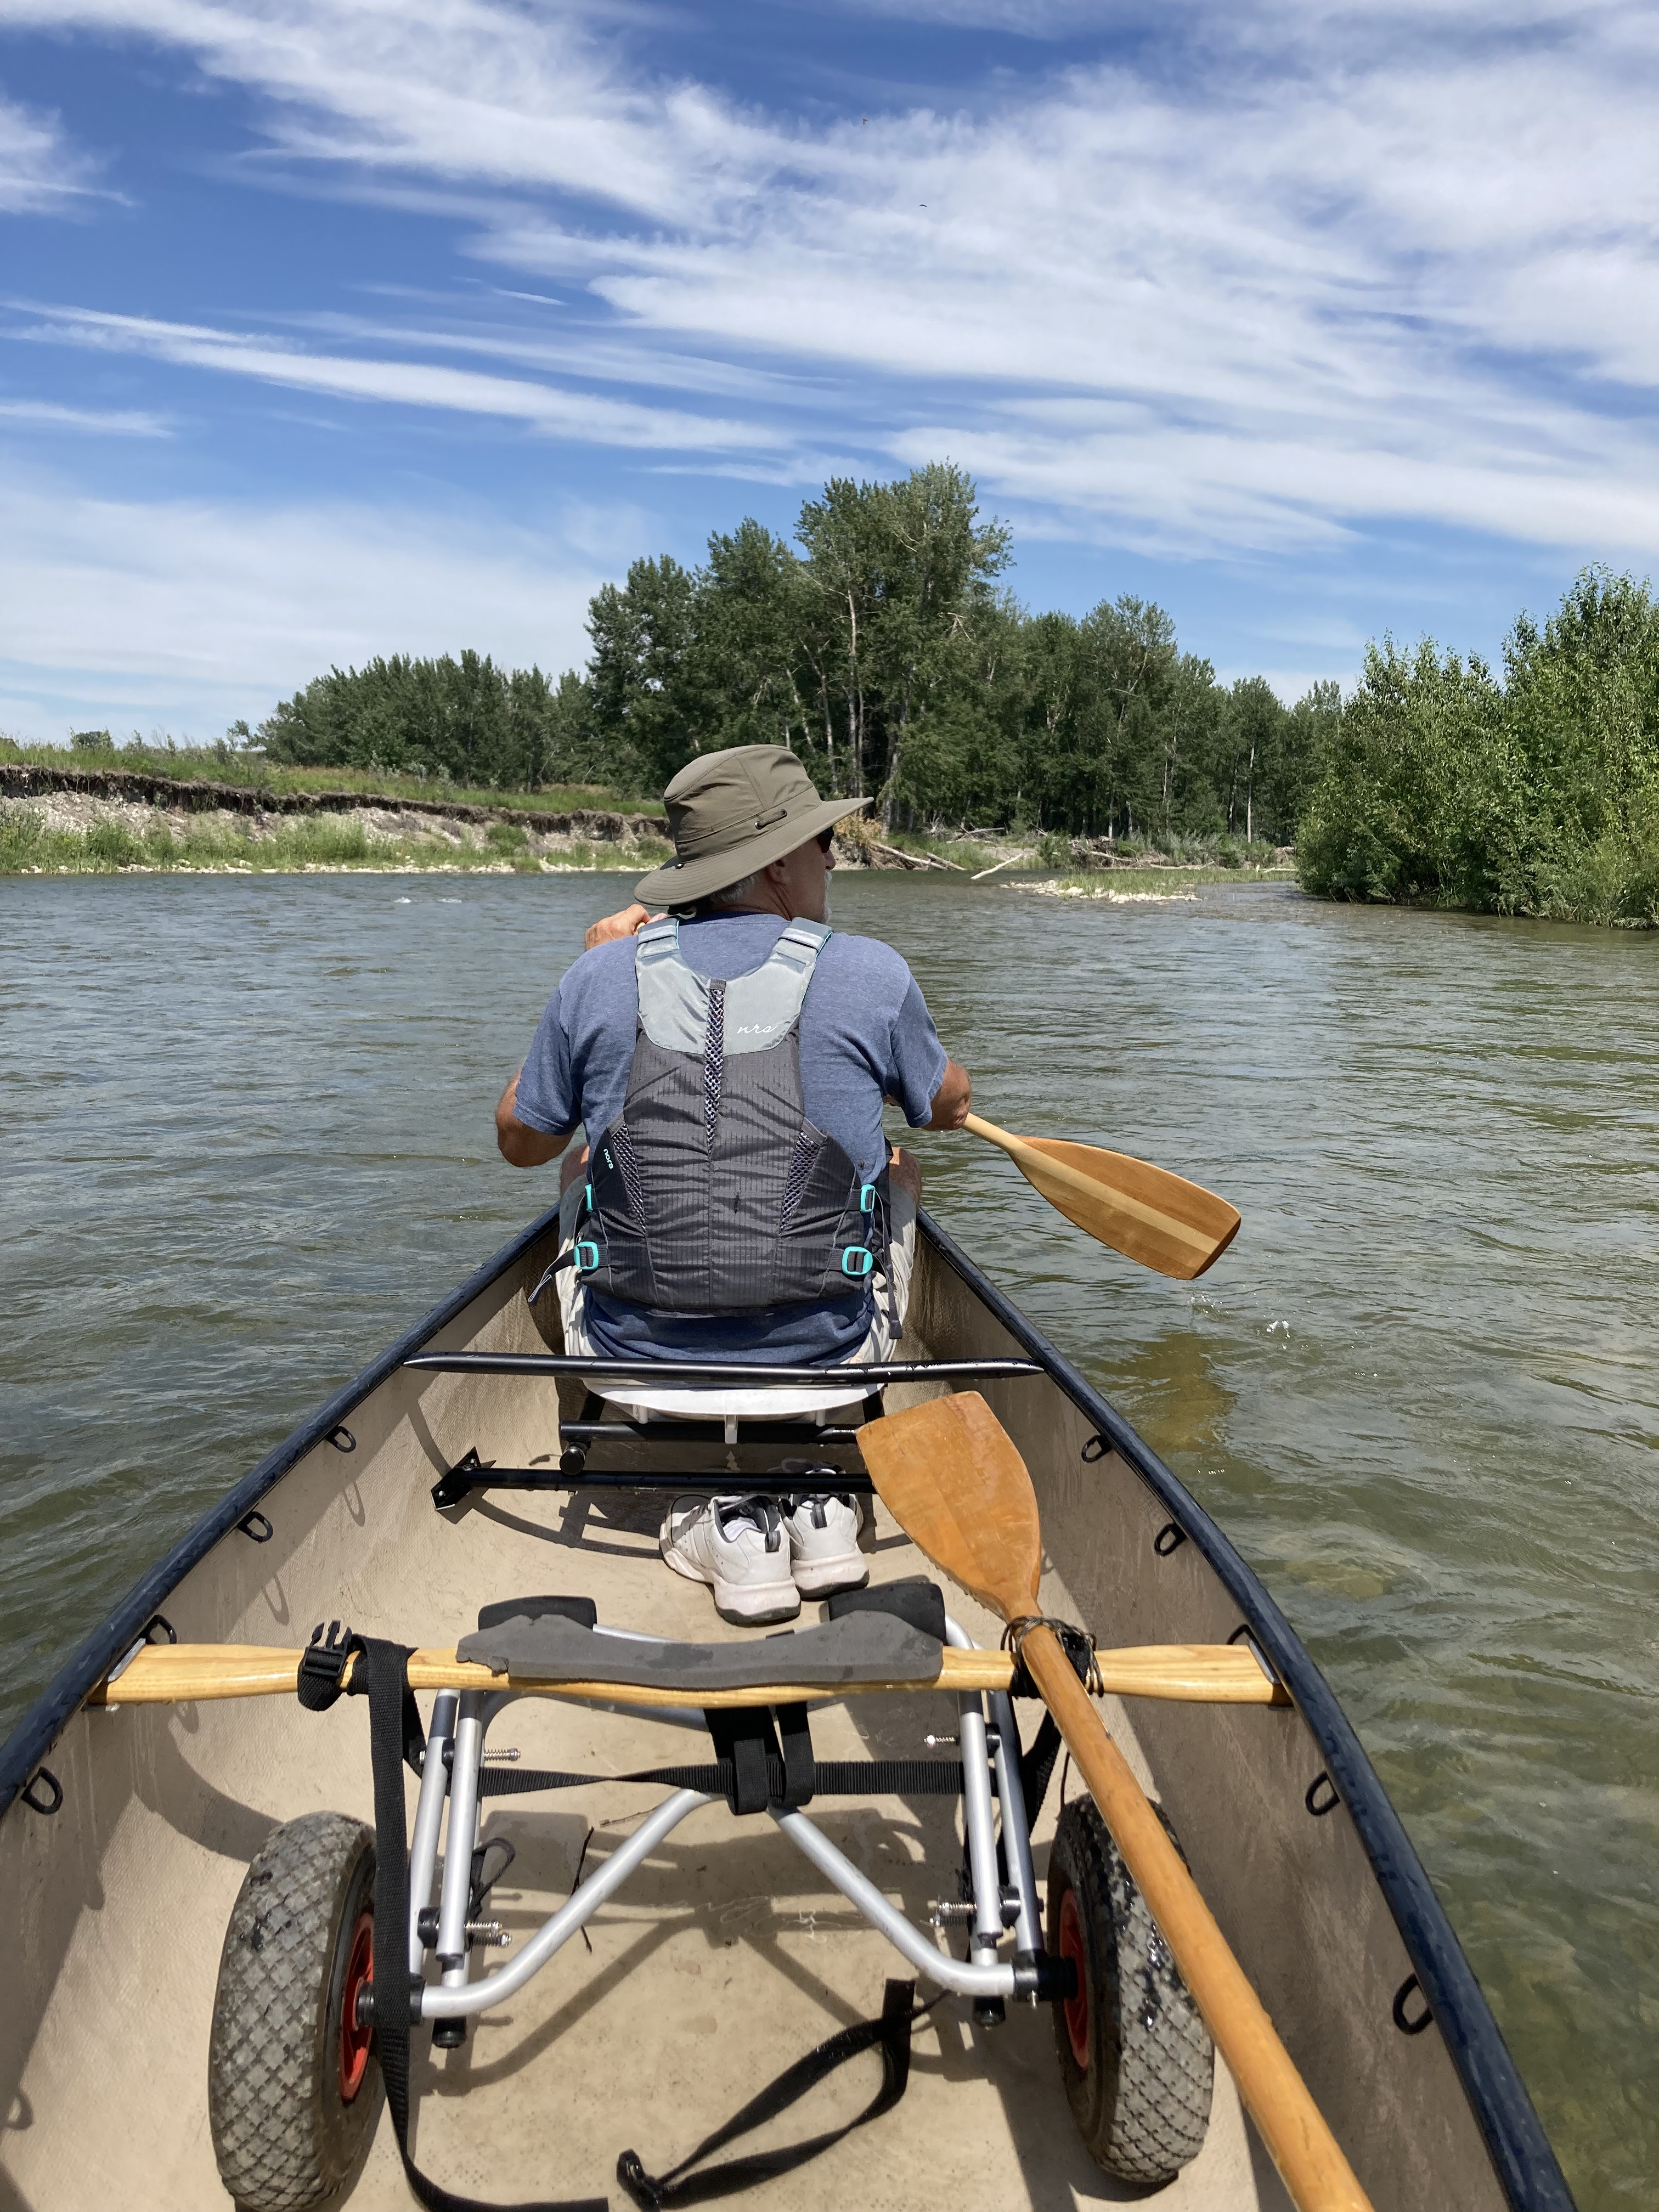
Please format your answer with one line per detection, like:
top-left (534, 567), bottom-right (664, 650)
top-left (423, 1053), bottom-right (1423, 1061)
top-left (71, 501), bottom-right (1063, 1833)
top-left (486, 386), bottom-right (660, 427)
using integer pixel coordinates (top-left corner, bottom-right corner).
top-left (0, 807), bottom-right (672, 877)
top-left (0, 737), bottom-right (664, 819)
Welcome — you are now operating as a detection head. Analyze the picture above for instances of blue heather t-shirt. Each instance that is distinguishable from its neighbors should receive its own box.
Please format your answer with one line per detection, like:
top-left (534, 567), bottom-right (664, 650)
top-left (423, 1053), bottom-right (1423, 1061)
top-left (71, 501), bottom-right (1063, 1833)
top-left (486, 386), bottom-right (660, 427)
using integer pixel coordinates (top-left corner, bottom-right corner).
top-left (514, 913), bottom-right (948, 1362)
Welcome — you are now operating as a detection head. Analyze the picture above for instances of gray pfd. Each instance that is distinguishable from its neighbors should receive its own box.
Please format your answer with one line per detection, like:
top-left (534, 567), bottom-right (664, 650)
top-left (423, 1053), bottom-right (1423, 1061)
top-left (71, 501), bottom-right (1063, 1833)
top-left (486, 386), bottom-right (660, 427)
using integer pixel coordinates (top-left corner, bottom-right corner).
top-left (572, 918), bottom-right (888, 1316)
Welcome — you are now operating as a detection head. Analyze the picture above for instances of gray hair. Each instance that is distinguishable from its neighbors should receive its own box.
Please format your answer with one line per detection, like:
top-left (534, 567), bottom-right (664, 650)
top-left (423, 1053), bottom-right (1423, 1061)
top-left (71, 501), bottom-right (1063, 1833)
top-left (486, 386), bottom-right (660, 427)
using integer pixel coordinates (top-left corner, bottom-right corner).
top-left (671, 870), bottom-right (758, 919)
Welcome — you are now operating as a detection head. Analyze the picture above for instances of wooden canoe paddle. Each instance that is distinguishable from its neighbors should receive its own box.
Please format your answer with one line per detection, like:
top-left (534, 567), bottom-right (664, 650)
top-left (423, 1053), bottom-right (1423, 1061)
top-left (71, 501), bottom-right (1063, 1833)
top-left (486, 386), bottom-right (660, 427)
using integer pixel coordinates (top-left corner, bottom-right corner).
top-left (962, 1111), bottom-right (1240, 1279)
top-left (859, 1392), bottom-right (1372, 2212)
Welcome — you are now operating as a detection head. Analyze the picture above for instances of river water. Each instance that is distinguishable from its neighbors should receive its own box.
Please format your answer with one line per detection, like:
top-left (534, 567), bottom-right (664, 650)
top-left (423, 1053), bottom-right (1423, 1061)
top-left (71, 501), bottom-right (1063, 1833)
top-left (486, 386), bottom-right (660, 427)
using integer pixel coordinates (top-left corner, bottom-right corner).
top-left (3, 872), bottom-right (1654, 2207)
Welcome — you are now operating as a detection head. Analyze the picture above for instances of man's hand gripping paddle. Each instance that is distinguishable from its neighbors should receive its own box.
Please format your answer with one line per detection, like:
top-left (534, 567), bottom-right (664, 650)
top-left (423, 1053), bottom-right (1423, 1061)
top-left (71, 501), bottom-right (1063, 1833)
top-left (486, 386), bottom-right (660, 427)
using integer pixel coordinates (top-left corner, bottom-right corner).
top-left (962, 1113), bottom-right (1240, 1280)
top-left (857, 1392), bottom-right (1373, 2212)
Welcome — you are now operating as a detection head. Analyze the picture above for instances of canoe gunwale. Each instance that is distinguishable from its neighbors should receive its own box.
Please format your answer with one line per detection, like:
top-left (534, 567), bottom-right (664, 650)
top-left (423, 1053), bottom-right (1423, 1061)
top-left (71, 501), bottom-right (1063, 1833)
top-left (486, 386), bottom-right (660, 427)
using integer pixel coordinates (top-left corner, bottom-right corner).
top-left (918, 1211), bottom-right (1573, 2212)
top-left (0, 1199), bottom-right (1573, 2212)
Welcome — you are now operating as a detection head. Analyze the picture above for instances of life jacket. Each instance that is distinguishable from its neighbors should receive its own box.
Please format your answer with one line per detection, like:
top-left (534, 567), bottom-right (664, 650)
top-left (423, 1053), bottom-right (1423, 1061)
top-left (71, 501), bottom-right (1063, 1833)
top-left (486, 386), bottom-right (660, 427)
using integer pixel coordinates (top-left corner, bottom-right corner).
top-left (571, 917), bottom-right (889, 1316)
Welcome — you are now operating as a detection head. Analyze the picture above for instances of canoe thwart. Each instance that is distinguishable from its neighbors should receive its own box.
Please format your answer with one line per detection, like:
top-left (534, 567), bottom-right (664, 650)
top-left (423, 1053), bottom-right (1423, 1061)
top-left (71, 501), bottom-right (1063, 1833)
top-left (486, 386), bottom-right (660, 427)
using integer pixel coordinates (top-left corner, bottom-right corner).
top-left (402, 1353), bottom-right (1043, 1384)
top-left (86, 1640), bottom-right (1285, 1710)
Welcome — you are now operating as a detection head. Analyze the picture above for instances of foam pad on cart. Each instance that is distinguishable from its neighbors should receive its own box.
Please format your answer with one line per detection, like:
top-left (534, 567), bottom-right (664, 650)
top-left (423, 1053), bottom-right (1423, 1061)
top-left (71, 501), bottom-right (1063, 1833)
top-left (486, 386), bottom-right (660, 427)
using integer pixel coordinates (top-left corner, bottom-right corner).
top-left (457, 1608), bottom-right (943, 1690)
top-left (826, 1577), bottom-right (947, 1644)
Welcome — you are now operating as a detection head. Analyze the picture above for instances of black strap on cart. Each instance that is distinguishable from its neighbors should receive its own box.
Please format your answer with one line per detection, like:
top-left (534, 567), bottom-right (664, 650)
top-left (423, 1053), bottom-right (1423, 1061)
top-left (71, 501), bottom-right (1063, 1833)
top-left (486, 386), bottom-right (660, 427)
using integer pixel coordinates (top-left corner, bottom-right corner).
top-left (616, 1978), bottom-right (927, 2209)
top-left (305, 1632), bottom-right (928, 2212)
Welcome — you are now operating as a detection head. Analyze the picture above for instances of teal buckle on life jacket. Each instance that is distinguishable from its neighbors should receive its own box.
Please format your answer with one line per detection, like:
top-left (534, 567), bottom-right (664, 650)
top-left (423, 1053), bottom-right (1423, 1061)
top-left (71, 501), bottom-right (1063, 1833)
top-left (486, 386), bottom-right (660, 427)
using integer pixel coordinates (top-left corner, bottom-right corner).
top-left (573, 1240), bottom-right (600, 1276)
top-left (859, 1182), bottom-right (877, 1215)
top-left (840, 1246), bottom-right (873, 1279)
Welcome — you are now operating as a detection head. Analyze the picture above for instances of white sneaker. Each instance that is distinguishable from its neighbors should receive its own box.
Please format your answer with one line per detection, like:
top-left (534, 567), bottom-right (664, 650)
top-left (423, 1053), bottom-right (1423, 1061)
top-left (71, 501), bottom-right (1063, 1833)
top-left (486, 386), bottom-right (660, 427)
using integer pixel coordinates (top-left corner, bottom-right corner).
top-left (785, 1493), bottom-right (868, 1598)
top-left (659, 1495), bottom-right (801, 1624)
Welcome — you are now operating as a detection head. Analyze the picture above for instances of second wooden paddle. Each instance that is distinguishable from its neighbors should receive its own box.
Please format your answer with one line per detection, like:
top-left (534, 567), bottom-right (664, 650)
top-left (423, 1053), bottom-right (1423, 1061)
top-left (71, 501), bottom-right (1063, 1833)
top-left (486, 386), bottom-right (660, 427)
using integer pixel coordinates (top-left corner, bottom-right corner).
top-left (963, 1111), bottom-right (1240, 1279)
top-left (859, 1391), bottom-right (1371, 2212)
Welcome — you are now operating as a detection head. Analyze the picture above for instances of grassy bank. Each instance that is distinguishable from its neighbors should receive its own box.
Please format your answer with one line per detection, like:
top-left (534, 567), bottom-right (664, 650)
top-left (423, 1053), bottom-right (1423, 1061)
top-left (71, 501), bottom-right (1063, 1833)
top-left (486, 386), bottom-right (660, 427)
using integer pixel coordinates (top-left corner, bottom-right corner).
top-left (0, 737), bottom-right (661, 820)
top-left (0, 808), bottom-right (670, 877)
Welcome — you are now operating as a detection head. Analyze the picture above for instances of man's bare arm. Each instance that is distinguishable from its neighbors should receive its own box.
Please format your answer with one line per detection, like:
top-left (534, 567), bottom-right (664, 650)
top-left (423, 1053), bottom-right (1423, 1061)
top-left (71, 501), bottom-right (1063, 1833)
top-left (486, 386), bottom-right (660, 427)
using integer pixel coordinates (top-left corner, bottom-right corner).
top-left (495, 1069), bottom-right (572, 1169)
top-left (884, 1057), bottom-right (972, 1133)
top-left (926, 1057), bottom-right (972, 1131)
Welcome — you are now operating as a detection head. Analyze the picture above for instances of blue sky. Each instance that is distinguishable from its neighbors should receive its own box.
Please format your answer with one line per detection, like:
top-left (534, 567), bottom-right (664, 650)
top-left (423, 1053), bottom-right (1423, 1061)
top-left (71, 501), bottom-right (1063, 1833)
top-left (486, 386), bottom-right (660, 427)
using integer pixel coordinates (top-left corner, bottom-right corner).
top-left (2, 0), bottom-right (1656, 744)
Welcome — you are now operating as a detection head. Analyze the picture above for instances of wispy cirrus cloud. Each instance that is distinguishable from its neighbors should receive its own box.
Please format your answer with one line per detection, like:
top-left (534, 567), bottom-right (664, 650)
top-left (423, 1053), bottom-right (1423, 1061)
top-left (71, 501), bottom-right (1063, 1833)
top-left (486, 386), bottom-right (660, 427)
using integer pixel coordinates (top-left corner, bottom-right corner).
top-left (0, 394), bottom-right (168, 432)
top-left (10, 302), bottom-right (785, 450)
top-left (0, 469), bottom-right (601, 720)
top-left (5, 0), bottom-right (1659, 560)
top-left (0, 86), bottom-right (103, 212)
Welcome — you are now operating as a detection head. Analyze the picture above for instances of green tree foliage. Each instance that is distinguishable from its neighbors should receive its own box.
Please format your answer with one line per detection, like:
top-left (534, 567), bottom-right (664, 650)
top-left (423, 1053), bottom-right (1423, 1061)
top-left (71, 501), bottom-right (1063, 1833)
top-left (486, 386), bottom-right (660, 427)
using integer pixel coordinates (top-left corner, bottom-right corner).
top-left (577, 465), bottom-right (1315, 839)
top-left (1297, 568), bottom-right (1659, 922)
top-left (258, 650), bottom-right (596, 791)
top-left (249, 464), bottom-right (1325, 842)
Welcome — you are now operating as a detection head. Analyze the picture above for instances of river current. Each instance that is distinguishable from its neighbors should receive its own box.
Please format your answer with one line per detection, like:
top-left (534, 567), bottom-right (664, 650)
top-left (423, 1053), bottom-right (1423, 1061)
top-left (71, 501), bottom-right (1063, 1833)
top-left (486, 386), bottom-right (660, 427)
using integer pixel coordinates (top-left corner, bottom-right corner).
top-left (3, 871), bottom-right (1654, 2207)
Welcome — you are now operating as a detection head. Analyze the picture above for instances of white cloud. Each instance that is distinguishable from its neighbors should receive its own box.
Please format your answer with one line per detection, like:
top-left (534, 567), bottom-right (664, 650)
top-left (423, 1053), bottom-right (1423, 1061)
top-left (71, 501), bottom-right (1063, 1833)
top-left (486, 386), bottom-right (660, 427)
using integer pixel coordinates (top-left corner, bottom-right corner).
top-left (0, 85), bottom-right (100, 211)
top-left (14, 304), bottom-right (785, 450)
top-left (5, 0), bottom-right (1659, 562)
top-left (0, 471), bottom-right (602, 740)
top-left (0, 396), bottom-right (167, 432)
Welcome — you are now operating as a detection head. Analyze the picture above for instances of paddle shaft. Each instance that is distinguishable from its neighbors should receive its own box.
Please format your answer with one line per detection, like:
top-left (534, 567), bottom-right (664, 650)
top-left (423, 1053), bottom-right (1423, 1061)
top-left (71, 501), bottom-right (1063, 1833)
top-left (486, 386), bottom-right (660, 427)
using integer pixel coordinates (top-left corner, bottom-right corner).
top-left (1023, 1626), bottom-right (1372, 2212)
top-left (88, 1640), bottom-right (1283, 1709)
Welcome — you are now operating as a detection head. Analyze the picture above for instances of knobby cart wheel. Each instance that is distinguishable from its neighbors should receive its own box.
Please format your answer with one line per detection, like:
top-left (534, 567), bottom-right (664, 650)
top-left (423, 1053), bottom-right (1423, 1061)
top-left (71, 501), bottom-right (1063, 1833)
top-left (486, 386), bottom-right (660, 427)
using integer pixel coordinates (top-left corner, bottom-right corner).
top-left (1046, 1796), bottom-right (1215, 2186)
top-left (208, 1812), bottom-right (383, 2212)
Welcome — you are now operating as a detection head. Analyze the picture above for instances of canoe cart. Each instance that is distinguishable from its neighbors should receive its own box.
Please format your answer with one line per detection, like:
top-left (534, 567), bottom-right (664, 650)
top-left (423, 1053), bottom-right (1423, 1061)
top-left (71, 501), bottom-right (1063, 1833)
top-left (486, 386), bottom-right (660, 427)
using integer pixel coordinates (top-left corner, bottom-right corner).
top-left (0, 1206), bottom-right (1575, 2212)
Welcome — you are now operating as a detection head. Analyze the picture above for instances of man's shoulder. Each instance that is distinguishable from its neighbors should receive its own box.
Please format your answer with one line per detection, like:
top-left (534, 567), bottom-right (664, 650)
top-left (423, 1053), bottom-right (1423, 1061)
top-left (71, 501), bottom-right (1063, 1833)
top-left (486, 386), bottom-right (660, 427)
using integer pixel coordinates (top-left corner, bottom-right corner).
top-left (555, 938), bottom-right (638, 1019)
top-left (816, 929), bottom-right (917, 1003)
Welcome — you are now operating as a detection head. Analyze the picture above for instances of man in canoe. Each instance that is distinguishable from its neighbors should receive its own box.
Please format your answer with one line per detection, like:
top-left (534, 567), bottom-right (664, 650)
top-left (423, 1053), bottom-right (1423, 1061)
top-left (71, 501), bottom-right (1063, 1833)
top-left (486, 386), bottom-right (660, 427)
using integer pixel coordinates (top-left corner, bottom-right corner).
top-left (495, 743), bottom-right (972, 1622)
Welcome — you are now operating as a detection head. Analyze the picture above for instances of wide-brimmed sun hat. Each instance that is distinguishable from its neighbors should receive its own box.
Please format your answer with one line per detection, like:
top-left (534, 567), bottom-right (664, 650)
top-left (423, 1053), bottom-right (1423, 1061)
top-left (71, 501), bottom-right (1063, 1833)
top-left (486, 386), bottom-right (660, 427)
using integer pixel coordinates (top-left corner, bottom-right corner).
top-left (634, 744), bottom-right (870, 906)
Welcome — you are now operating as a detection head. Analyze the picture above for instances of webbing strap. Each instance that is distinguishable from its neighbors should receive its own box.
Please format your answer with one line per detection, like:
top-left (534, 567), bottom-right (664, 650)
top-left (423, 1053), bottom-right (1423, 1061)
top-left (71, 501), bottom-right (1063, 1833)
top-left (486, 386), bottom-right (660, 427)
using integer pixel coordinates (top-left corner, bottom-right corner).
top-left (616, 1979), bottom-right (924, 2209)
top-left (474, 1757), bottom-right (967, 1805)
top-left (634, 918), bottom-right (681, 962)
top-left (356, 1638), bottom-right (609, 2212)
top-left (769, 918), bottom-right (832, 972)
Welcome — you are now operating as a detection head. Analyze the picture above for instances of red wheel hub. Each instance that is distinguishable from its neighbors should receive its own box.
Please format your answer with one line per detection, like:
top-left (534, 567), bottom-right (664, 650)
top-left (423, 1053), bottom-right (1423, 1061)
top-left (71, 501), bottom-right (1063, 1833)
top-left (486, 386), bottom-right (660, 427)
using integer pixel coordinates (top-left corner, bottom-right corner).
top-left (339, 1909), bottom-right (374, 2102)
top-left (1058, 1886), bottom-right (1090, 2070)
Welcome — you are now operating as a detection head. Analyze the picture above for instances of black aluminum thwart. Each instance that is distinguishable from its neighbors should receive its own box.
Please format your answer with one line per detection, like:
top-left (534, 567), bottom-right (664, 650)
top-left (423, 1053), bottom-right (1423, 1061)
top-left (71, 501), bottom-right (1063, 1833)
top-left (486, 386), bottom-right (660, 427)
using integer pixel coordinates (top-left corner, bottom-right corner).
top-left (401, 1354), bottom-right (1041, 1385)
top-left (431, 1447), bottom-right (872, 1509)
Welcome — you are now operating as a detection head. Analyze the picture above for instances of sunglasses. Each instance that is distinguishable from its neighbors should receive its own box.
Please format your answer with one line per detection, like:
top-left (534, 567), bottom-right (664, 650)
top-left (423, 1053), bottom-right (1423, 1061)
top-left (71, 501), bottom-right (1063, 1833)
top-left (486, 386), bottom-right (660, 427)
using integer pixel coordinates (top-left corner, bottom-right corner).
top-left (816, 827), bottom-right (835, 853)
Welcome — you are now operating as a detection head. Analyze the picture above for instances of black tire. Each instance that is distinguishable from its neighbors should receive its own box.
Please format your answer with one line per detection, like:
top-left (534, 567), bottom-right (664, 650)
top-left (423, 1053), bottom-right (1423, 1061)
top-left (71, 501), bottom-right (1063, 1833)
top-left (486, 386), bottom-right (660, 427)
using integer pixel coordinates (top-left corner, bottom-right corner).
top-left (1046, 1796), bottom-right (1214, 2186)
top-left (208, 1812), bottom-right (383, 2212)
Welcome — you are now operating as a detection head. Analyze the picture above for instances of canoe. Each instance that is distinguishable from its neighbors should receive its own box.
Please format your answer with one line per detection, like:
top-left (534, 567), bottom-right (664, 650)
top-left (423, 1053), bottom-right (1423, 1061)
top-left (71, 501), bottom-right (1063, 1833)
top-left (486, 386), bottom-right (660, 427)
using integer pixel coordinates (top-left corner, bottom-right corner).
top-left (0, 1204), bottom-right (1573, 2212)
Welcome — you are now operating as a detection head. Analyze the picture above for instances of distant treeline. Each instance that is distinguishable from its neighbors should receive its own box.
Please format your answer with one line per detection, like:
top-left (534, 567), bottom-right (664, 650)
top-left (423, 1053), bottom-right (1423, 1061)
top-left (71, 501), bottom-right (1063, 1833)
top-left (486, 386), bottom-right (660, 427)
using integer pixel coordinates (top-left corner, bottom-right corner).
top-left (251, 470), bottom-right (1659, 922)
top-left (258, 464), bottom-right (1327, 846)
top-left (1300, 568), bottom-right (1659, 925)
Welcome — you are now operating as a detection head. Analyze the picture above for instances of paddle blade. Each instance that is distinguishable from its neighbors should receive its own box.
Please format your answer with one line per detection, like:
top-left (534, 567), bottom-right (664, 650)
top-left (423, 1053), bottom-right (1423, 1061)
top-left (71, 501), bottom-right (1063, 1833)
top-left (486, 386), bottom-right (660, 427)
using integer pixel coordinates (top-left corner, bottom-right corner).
top-left (857, 1392), bottom-right (1041, 1623)
top-left (1014, 1136), bottom-right (1239, 1279)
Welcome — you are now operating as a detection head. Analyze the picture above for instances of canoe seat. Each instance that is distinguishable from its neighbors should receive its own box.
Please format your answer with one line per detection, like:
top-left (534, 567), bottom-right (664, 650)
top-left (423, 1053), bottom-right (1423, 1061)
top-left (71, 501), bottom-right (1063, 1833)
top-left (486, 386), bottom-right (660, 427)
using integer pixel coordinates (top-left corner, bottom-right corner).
top-left (457, 1604), bottom-right (942, 1691)
top-left (589, 1379), bottom-right (874, 1421)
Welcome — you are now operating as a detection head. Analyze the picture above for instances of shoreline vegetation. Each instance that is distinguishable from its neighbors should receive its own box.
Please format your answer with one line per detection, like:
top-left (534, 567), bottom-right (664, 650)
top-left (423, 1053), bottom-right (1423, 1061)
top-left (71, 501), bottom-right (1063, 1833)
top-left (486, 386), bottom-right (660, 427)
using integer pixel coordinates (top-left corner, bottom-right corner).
top-left (0, 751), bottom-right (1290, 887)
top-left (8, 466), bottom-right (1654, 922)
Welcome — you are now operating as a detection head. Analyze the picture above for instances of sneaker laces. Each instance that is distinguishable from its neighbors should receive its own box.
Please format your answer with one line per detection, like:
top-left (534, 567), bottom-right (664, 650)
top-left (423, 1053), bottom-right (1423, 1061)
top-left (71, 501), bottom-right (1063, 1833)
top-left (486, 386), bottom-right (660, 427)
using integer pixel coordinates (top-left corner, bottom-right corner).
top-left (714, 1493), bottom-right (786, 1553)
